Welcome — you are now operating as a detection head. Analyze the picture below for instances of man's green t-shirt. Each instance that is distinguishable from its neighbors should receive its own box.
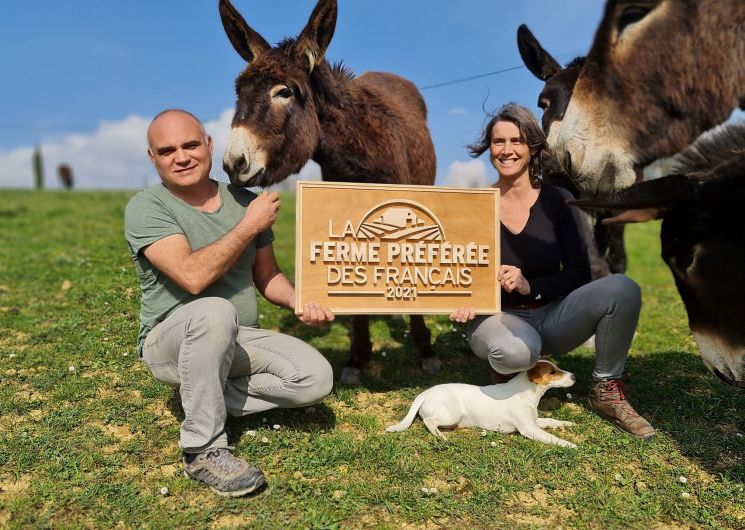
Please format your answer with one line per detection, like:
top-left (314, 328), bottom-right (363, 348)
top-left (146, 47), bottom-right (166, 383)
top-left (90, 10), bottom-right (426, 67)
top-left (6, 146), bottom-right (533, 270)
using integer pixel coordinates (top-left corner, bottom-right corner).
top-left (124, 180), bottom-right (274, 354)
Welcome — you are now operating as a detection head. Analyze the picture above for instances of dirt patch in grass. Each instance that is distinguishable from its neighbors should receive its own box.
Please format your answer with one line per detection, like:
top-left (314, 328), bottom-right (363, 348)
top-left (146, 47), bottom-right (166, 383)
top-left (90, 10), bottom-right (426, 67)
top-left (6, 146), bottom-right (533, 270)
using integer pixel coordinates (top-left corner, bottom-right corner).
top-left (209, 513), bottom-right (255, 529)
top-left (505, 484), bottom-right (577, 528)
top-left (16, 383), bottom-right (47, 403)
top-left (147, 401), bottom-right (176, 419)
top-left (0, 414), bottom-right (29, 432)
top-left (90, 421), bottom-right (138, 454)
top-left (144, 464), bottom-right (180, 479)
top-left (354, 391), bottom-right (411, 425)
top-left (0, 474), bottom-right (31, 494)
top-left (119, 464), bottom-right (143, 478)
top-left (721, 502), bottom-right (745, 525)
top-left (353, 507), bottom-right (471, 530)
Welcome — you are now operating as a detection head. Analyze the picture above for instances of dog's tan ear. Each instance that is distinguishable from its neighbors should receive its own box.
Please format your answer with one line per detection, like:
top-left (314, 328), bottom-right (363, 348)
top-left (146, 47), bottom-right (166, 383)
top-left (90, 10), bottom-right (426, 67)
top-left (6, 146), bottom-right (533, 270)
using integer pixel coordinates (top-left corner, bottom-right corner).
top-left (527, 361), bottom-right (553, 385)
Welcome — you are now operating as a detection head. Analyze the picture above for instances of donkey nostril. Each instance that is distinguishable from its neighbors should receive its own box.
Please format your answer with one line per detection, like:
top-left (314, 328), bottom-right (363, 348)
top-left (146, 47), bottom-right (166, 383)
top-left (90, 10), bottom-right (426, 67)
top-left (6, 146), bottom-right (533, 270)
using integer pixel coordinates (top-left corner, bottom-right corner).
top-left (224, 155), bottom-right (248, 178)
top-left (234, 155), bottom-right (248, 173)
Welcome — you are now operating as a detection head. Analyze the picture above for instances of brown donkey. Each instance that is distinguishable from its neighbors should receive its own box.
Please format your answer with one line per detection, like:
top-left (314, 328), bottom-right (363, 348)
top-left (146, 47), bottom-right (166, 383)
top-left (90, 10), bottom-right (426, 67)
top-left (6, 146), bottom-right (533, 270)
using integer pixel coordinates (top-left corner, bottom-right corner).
top-left (516, 24), bottom-right (627, 279)
top-left (538, 0), bottom-right (745, 196)
top-left (218, 0), bottom-right (439, 385)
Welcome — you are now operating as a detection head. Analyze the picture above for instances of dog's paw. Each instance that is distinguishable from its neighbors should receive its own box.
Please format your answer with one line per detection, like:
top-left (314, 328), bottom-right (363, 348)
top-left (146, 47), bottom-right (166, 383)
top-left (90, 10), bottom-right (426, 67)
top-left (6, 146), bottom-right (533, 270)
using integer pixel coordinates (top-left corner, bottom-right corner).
top-left (339, 366), bottom-right (362, 386)
top-left (421, 356), bottom-right (442, 376)
top-left (557, 440), bottom-right (577, 449)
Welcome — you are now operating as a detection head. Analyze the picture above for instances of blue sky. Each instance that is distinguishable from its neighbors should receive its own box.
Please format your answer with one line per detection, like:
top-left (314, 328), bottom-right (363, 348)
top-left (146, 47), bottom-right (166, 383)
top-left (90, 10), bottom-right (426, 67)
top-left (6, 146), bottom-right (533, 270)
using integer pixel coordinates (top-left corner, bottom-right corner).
top-left (0, 0), bottom-right (605, 189)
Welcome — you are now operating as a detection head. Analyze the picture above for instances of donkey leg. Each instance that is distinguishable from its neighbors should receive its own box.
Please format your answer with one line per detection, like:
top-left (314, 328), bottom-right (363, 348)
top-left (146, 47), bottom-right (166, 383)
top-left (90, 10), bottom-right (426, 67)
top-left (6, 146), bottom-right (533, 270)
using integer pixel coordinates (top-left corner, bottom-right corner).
top-left (409, 315), bottom-right (440, 375)
top-left (340, 315), bottom-right (372, 386)
top-left (581, 211), bottom-right (610, 280)
top-left (606, 224), bottom-right (627, 273)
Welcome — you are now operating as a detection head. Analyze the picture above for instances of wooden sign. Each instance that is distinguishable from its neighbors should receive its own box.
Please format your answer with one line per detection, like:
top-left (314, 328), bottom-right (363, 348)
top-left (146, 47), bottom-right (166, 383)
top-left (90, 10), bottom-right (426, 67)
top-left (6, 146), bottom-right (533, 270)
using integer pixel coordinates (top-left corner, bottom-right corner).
top-left (295, 181), bottom-right (500, 314)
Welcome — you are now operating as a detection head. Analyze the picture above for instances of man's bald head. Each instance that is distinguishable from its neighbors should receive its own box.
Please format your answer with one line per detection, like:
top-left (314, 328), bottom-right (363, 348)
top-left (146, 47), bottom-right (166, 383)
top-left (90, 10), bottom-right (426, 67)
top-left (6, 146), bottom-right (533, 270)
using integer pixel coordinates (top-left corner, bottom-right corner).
top-left (146, 109), bottom-right (214, 189)
top-left (147, 109), bottom-right (207, 150)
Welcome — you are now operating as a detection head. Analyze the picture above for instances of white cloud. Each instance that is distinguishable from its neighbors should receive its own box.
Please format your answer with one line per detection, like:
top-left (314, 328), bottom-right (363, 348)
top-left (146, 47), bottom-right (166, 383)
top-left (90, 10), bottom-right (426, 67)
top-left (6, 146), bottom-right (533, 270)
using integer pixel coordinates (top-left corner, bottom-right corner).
top-left (448, 107), bottom-right (468, 116)
top-left (445, 159), bottom-right (490, 188)
top-left (0, 109), bottom-right (323, 190)
top-left (0, 115), bottom-right (151, 189)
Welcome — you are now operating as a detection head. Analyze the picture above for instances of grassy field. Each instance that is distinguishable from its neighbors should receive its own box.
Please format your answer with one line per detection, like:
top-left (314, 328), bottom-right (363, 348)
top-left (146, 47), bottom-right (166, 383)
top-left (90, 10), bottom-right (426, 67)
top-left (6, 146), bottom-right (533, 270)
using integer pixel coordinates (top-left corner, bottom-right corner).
top-left (0, 189), bottom-right (743, 530)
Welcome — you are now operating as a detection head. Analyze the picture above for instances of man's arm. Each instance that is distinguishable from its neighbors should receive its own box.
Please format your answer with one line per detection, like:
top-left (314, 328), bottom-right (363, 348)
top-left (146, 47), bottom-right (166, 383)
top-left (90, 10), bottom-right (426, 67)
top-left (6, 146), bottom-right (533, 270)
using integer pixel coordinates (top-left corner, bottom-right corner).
top-left (253, 244), bottom-right (334, 326)
top-left (253, 244), bottom-right (294, 309)
top-left (143, 192), bottom-right (280, 295)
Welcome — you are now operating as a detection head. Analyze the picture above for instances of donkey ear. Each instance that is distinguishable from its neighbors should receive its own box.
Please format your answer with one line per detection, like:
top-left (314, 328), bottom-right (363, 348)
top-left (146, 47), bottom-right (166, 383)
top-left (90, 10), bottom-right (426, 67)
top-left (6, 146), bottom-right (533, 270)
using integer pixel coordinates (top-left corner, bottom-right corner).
top-left (517, 24), bottom-right (562, 81)
top-left (570, 175), bottom-right (697, 223)
top-left (219, 0), bottom-right (271, 64)
top-left (295, 0), bottom-right (337, 72)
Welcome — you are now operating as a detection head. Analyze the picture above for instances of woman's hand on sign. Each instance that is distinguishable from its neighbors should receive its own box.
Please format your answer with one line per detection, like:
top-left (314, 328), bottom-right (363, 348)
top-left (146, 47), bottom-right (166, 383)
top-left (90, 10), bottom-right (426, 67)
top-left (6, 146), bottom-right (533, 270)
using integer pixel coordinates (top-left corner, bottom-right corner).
top-left (299, 302), bottom-right (335, 327)
top-left (498, 265), bottom-right (531, 295)
top-left (449, 306), bottom-right (475, 323)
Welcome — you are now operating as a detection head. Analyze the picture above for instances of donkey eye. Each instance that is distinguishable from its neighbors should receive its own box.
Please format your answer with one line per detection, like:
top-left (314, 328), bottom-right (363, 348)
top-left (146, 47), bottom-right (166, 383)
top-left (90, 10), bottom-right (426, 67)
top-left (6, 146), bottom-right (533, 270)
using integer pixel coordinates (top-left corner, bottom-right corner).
top-left (617, 5), bottom-right (653, 34)
top-left (273, 86), bottom-right (295, 99)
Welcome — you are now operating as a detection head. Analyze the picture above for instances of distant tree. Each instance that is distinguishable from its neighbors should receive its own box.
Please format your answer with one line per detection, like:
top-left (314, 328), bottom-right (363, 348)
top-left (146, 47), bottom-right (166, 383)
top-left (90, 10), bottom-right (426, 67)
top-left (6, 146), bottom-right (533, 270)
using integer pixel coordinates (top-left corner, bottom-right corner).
top-left (32, 145), bottom-right (45, 190)
top-left (58, 164), bottom-right (74, 190)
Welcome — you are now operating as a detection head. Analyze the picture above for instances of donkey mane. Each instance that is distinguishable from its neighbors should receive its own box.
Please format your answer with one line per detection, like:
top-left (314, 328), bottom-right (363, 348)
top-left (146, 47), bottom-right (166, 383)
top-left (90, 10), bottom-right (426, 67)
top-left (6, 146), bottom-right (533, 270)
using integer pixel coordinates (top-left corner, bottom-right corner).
top-left (673, 122), bottom-right (745, 182)
top-left (565, 56), bottom-right (585, 70)
top-left (310, 61), bottom-right (358, 111)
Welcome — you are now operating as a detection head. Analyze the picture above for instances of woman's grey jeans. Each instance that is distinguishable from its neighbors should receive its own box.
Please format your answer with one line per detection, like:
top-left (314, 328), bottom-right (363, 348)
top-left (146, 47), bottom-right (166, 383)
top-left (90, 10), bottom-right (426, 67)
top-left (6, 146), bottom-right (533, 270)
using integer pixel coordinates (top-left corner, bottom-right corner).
top-left (141, 297), bottom-right (333, 453)
top-left (467, 274), bottom-right (641, 380)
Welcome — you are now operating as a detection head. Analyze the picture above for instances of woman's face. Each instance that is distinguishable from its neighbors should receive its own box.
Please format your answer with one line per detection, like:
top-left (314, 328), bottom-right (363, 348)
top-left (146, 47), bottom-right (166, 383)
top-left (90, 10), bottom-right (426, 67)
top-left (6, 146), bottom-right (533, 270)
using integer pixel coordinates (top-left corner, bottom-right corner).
top-left (489, 120), bottom-right (532, 181)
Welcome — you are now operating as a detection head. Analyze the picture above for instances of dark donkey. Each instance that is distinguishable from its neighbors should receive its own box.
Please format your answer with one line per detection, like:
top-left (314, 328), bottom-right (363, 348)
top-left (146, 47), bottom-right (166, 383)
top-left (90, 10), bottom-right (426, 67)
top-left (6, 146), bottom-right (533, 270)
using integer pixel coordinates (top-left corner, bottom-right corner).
top-left (516, 24), bottom-right (627, 279)
top-left (573, 123), bottom-right (745, 388)
top-left (527, 0), bottom-right (745, 386)
top-left (218, 0), bottom-right (439, 385)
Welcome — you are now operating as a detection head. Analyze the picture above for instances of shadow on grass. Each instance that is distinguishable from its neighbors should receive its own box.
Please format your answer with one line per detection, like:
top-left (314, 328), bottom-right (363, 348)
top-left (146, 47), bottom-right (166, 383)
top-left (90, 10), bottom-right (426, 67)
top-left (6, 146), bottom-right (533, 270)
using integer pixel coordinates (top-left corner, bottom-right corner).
top-left (554, 349), bottom-right (745, 482)
top-left (278, 313), bottom-right (480, 390)
top-left (164, 389), bottom-right (338, 445)
top-left (159, 328), bottom-right (742, 481)
top-left (289, 315), bottom-right (744, 481)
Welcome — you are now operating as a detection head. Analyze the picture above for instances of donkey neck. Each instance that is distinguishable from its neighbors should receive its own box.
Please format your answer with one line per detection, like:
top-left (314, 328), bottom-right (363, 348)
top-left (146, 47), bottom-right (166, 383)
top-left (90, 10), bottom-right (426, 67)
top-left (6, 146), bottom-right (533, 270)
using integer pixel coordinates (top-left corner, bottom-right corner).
top-left (309, 65), bottom-right (383, 175)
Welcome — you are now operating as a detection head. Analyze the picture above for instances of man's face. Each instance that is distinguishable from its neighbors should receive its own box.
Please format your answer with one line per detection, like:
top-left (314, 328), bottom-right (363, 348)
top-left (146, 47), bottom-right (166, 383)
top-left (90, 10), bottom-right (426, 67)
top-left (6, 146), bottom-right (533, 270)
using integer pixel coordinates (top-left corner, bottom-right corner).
top-left (147, 112), bottom-right (213, 191)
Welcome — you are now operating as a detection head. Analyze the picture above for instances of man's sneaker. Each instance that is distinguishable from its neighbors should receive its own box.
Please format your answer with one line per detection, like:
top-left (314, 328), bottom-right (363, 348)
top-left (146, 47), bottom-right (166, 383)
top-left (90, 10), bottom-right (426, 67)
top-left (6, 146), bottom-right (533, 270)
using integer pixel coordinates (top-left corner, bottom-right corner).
top-left (588, 378), bottom-right (656, 440)
top-left (183, 448), bottom-right (266, 497)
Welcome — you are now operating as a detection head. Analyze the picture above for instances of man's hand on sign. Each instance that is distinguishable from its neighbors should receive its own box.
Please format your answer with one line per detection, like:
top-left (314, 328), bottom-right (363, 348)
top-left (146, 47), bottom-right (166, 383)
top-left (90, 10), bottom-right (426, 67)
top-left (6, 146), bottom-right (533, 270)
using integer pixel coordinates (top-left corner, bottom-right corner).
top-left (299, 302), bottom-right (335, 327)
top-left (449, 306), bottom-right (475, 323)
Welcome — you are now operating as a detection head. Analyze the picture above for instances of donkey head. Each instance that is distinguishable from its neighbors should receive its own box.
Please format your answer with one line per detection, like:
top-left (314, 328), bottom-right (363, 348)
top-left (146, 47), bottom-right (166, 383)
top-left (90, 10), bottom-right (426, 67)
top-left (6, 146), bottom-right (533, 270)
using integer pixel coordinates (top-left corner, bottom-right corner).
top-left (572, 171), bottom-right (745, 388)
top-left (517, 25), bottom-right (584, 136)
top-left (219, 0), bottom-right (337, 187)
top-left (538, 0), bottom-right (745, 196)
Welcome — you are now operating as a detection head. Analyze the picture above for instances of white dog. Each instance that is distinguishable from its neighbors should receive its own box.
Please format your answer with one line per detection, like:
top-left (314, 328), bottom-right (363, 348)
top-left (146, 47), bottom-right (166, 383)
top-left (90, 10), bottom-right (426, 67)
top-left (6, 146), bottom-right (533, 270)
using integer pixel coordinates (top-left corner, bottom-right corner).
top-left (386, 359), bottom-right (577, 448)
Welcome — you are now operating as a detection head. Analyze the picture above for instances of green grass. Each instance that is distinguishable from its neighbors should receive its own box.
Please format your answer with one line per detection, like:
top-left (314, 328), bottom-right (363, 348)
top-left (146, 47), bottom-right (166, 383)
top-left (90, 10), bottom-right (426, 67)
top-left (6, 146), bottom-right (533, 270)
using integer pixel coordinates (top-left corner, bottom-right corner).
top-left (0, 189), bottom-right (743, 529)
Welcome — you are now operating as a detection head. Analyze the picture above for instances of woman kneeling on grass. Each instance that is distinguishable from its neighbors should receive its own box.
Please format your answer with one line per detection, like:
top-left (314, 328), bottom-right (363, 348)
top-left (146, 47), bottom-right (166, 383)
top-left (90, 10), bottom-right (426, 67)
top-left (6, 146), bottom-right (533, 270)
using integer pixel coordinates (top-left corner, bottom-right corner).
top-left (449, 103), bottom-right (655, 440)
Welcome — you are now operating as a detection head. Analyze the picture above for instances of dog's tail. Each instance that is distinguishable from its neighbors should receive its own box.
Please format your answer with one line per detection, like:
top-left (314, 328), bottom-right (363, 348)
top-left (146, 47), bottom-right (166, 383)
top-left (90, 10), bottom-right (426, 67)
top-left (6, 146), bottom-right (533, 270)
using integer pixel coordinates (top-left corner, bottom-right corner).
top-left (385, 392), bottom-right (427, 433)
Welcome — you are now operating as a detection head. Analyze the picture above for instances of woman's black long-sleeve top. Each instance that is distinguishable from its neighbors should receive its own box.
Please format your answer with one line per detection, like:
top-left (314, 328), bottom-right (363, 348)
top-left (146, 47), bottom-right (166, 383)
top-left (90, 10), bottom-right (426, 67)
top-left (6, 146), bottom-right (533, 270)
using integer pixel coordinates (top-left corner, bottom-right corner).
top-left (500, 184), bottom-right (591, 307)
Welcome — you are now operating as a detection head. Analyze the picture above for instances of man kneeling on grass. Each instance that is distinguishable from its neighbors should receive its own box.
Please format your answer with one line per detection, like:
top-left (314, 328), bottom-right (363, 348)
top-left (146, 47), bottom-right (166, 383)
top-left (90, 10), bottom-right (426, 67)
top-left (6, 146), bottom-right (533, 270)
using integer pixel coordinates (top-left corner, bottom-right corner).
top-left (124, 109), bottom-right (334, 497)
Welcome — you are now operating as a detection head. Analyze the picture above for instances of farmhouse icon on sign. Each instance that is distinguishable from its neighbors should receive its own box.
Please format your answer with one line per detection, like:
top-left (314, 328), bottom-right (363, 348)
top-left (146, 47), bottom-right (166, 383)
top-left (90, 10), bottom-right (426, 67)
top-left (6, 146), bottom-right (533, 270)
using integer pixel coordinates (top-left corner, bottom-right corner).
top-left (356, 202), bottom-right (446, 241)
